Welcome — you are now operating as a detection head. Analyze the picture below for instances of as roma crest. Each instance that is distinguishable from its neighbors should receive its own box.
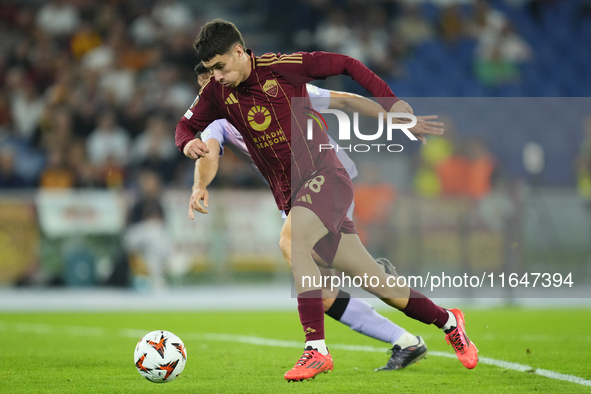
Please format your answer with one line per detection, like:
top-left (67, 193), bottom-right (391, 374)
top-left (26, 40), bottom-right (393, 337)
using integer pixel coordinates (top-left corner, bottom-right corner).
top-left (263, 79), bottom-right (278, 97)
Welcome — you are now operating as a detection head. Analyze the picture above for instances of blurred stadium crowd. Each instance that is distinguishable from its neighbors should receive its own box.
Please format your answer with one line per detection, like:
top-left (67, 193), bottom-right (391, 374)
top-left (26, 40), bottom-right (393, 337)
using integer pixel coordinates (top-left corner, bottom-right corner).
top-left (1, 0), bottom-right (590, 193)
top-left (2, 0), bottom-right (591, 290)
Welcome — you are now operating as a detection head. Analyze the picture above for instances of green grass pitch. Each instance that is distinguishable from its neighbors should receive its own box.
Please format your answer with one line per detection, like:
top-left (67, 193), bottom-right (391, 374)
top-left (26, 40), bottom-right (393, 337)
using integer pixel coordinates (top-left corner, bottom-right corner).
top-left (1, 308), bottom-right (590, 393)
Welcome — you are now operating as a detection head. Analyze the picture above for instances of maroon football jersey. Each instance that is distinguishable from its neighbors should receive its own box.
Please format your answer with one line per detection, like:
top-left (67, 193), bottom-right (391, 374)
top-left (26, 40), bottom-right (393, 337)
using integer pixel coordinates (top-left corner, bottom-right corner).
top-left (176, 50), bottom-right (399, 210)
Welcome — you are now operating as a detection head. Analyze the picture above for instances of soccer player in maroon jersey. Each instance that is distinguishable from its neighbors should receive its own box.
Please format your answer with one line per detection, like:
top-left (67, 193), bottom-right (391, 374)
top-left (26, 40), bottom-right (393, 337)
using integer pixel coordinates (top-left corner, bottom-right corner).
top-left (188, 63), bottom-right (436, 371)
top-left (176, 19), bottom-right (478, 381)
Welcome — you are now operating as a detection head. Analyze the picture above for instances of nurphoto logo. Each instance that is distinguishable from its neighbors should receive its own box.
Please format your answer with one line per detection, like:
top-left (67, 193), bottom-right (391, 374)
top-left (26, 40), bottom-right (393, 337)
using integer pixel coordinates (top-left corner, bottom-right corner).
top-left (304, 108), bottom-right (418, 153)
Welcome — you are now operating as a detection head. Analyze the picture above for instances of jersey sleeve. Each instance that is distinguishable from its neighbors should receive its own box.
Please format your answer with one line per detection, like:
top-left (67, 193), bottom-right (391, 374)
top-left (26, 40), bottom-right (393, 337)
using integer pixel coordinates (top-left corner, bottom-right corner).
top-left (306, 84), bottom-right (331, 111)
top-left (175, 83), bottom-right (224, 152)
top-left (276, 52), bottom-right (399, 111)
top-left (201, 119), bottom-right (228, 157)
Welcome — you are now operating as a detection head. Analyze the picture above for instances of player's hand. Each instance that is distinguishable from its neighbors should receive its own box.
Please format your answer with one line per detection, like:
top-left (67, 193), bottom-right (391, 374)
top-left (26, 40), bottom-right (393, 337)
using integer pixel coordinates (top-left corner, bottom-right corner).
top-left (183, 139), bottom-right (210, 159)
top-left (389, 99), bottom-right (413, 114)
top-left (409, 115), bottom-right (445, 145)
top-left (188, 186), bottom-right (209, 218)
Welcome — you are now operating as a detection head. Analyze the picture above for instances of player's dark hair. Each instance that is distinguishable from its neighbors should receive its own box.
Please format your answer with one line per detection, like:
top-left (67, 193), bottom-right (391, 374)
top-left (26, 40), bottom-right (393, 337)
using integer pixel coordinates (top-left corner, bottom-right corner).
top-left (193, 19), bottom-right (246, 62)
top-left (194, 62), bottom-right (208, 77)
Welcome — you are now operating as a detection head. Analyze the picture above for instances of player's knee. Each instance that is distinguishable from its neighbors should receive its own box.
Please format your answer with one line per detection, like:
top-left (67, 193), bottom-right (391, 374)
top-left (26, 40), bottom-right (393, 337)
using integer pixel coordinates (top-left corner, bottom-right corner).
top-left (279, 233), bottom-right (291, 263)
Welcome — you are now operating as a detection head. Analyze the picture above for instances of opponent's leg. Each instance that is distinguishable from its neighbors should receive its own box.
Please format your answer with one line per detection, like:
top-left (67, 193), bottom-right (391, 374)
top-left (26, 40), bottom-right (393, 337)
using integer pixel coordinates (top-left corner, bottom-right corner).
top-left (331, 233), bottom-right (478, 369)
top-left (316, 248), bottom-right (428, 370)
top-left (324, 288), bottom-right (427, 370)
top-left (319, 264), bottom-right (409, 346)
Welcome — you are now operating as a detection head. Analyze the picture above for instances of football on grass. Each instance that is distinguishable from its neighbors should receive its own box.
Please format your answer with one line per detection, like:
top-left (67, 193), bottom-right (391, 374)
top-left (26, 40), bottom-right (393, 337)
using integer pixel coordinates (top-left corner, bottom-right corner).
top-left (134, 330), bottom-right (187, 383)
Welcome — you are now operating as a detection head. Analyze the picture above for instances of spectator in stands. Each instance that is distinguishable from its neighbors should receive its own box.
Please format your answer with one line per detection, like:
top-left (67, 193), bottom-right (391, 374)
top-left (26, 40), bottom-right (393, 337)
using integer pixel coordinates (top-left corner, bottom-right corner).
top-left (496, 23), bottom-right (532, 64)
top-left (46, 63), bottom-right (77, 108)
top-left (394, 2), bottom-right (435, 47)
top-left (9, 76), bottom-right (46, 143)
top-left (438, 4), bottom-right (468, 45)
top-left (474, 45), bottom-right (522, 88)
top-left (152, 0), bottom-right (194, 33)
top-left (142, 62), bottom-right (196, 115)
top-left (436, 141), bottom-right (471, 197)
top-left (468, 0), bottom-right (507, 40)
top-left (124, 170), bottom-right (172, 292)
top-left (414, 115), bottom-right (457, 198)
top-left (71, 69), bottom-right (107, 138)
top-left (35, 0), bottom-right (80, 39)
top-left (436, 137), bottom-right (496, 200)
top-left (129, 8), bottom-right (159, 47)
top-left (118, 91), bottom-right (149, 139)
top-left (86, 109), bottom-right (130, 188)
top-left (37, 105), bottom-right (75, 154)
top-left (93, 2), bottom-right (122, 38)
top-left (130, 114), bottom-right (177, 182)
top-left (345, 6), bottom-right (390, 67)
top-left (39, 147), bottom-right (74, 189)
top-left (464, 137), bottom-right (496, 200)
top-left (67, 139), bottom-right (102, 188)
top-left (471, 7), bottom-right (532, 67)
top-left (470, 1), bottom-right (532, 88)
top-left (86, 109), bottom-right (130, 168)
top-left (0, 146), bottom-right (27, 188)
top-left (314, 9), bottom-right (352, 54)
top-left (70, 21), bottom-right (102, 60)
top-left (81, 28), bottom-right (119, 72)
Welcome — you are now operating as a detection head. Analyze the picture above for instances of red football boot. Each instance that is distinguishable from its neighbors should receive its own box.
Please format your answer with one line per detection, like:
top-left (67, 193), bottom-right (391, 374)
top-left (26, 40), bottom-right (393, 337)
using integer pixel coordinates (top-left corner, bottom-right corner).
top-left (445, 308), bottom-right (479, 369)
top-left (284, 346), bottom-right (333, 382)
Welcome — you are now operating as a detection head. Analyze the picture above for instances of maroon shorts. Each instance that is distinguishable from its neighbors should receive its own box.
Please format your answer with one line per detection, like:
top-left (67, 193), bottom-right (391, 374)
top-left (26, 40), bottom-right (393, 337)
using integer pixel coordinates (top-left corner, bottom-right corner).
top-left (291, 167), bottom-right (358, 265)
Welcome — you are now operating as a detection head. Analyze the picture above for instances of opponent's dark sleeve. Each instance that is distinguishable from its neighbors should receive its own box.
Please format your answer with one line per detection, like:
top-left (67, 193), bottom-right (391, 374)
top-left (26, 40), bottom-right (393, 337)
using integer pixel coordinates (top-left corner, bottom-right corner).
top-left (175, 82), bottom-right (223, 153)
top-left (276, 51), bottom-right (399, 111)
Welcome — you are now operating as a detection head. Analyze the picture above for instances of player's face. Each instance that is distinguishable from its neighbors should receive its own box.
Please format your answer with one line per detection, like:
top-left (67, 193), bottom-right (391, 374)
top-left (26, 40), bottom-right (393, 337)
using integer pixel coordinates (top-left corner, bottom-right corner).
top-left (203, 45), bottom-right (248, 88)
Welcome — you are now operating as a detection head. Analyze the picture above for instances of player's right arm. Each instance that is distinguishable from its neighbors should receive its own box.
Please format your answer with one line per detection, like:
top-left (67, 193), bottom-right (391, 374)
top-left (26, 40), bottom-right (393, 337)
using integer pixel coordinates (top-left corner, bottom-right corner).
top-left (188, 138), bottom-right (221, 218)
top-left (175, 82), bottom-right (223, 158)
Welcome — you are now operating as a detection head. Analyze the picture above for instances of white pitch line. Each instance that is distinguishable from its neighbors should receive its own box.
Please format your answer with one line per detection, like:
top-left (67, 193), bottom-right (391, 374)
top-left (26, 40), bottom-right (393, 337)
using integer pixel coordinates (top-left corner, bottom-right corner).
top-left (176, 331), bottom-right (591, 387)
top-left (1, 322), bottom-right (590, 387)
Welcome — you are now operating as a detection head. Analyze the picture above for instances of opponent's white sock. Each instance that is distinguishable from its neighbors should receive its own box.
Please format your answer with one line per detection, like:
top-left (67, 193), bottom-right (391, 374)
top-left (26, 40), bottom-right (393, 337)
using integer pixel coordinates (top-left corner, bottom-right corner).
top-left (392, 331), bottom-right (420, 348)
top-left (305, 339), bottom-right (328, 355)
top-left (338, 297), bottom-right (406, 345)
top-left (442, 310), bottom-right (458, 332)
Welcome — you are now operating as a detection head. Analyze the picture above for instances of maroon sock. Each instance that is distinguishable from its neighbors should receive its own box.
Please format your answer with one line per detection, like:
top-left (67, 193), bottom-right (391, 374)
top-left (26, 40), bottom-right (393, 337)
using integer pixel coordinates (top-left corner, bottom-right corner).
top-left (297, 290), bottom-right (325, 341)
top-left (402, 288), bottom-right (449, 328)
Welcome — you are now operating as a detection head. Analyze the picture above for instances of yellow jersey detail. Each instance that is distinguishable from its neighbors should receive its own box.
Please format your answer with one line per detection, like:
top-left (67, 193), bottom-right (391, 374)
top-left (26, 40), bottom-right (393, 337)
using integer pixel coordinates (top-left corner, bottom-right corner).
top-left (248, 105), bottom-right (272, 131)
top-left (225, 93), bottom-right (238, 105)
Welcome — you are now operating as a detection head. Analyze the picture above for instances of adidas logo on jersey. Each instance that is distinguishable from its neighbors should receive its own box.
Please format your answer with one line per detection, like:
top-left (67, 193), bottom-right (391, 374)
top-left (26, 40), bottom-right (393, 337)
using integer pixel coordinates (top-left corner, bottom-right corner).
top-left (225, 93), bottom-right (238, 105)
top-left (297, 194), bottom-right (312, 204)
